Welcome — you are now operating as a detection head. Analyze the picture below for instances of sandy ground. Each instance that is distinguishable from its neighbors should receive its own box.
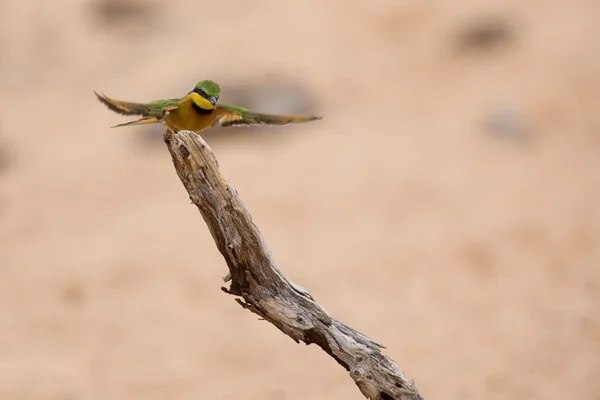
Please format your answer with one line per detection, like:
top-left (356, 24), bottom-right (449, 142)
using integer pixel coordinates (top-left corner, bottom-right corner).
top-left (1, 0), bottom-right (599, 399)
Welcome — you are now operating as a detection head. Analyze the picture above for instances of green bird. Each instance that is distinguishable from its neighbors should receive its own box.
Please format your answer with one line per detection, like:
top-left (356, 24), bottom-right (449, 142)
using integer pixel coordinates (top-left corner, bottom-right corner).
top-left (95, 80), bottom-right (322, 132)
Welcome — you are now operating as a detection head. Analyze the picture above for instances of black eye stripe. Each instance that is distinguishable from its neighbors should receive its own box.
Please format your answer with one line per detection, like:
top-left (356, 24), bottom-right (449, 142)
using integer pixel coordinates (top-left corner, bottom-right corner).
top-left (194, 88), bottom-right (207, 97)
top-left (193, 88), bottom-right (218, 101)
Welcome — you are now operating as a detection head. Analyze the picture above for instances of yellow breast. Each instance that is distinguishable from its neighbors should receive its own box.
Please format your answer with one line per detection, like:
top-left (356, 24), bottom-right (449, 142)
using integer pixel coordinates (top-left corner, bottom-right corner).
top-left (165, 93), bottom-right (218, 132)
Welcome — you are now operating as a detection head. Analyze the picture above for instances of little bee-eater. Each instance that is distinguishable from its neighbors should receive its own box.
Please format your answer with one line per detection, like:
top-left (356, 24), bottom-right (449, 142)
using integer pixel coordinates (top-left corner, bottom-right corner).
top-left (94, 80), bottom-right (321, 132)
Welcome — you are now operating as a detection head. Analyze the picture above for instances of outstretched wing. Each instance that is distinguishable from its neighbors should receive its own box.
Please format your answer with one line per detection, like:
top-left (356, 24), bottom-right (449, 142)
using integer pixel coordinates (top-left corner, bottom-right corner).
top-left (215, 103), bottom-right (322, 128)
top-left (94, 91), bottom-right (180, 119)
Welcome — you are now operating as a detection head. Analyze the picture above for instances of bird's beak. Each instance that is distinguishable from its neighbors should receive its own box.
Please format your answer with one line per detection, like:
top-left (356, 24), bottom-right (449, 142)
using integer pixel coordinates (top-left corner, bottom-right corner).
top-left (209, 96), bottom-right (217, 107)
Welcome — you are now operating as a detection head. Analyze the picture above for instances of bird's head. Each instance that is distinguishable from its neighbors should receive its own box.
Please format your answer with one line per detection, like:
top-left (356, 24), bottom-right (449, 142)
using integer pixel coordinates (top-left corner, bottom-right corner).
top-left (193, 80), bottom-right (221, 108)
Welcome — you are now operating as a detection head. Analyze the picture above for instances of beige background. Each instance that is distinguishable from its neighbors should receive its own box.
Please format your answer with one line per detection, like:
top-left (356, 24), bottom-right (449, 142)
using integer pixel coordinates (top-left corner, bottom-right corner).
top-left (1, 0), bottom-right (599, 399)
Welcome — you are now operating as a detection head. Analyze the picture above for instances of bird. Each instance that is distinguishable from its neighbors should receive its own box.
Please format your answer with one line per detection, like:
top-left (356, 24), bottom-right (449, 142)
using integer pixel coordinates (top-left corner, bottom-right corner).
top-left (94, 80), bottom-right (322, 133)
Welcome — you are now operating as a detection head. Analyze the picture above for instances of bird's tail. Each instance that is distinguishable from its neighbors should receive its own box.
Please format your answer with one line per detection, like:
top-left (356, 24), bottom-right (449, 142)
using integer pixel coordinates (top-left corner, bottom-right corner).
top-left (111, 116), bottom-right (162, 128)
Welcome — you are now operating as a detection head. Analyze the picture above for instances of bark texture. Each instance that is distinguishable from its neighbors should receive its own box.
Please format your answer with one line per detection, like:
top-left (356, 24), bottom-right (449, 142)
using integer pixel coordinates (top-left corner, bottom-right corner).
top-left (163, 129), bottom-right (422, 400)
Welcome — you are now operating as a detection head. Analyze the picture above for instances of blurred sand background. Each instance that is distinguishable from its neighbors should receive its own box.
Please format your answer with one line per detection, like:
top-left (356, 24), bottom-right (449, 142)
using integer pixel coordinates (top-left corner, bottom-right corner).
top-left (0, 0), bottom-right (599, 399)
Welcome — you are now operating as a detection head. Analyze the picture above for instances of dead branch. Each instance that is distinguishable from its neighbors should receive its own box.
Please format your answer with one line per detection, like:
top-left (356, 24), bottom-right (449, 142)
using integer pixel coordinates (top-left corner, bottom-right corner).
top-left (163, 129), bottom-right (422, 400)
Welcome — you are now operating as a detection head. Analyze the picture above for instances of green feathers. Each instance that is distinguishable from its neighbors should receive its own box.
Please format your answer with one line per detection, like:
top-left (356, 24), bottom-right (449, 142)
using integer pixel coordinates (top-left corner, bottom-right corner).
top-left (193, 80), bottom-right (221, 98)
top-left (95, 79), bottom-right (322, 132)
top-left (216, 103), bottom-right (322, 127)
top-left (94, 91), bottom-right (179, 119)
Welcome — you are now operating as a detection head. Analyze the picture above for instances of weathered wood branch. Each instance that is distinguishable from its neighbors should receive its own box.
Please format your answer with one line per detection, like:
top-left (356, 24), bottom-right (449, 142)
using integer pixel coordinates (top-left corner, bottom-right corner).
top-left (163, 129), bottom-right (422, 400)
